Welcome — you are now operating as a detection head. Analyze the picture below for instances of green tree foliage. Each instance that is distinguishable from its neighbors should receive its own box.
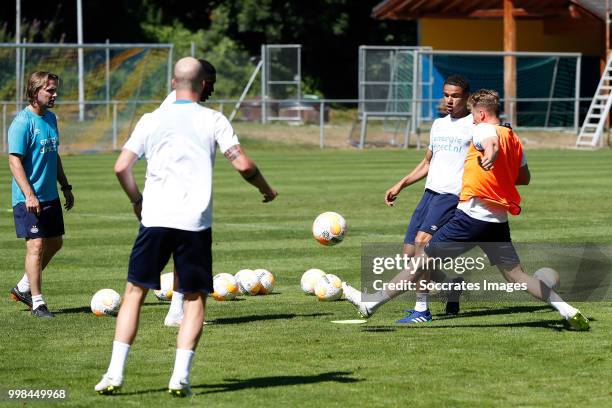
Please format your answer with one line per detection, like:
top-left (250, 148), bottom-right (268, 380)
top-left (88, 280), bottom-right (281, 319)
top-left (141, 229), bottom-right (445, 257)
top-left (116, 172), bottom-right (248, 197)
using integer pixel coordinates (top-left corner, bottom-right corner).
top-left (136, 0), bottom-right (416, 98)
top-left (1, 0), bottom-right (416, 98)
top-left (141, 6), bottom-right (260, 99)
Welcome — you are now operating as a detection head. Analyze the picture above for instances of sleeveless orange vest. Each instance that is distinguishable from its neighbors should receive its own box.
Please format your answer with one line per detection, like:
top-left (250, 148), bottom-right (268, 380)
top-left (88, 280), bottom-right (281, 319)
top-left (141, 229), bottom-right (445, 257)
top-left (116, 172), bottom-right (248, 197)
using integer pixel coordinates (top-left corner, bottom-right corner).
top-left (459, 125), bottom-right (523, 215)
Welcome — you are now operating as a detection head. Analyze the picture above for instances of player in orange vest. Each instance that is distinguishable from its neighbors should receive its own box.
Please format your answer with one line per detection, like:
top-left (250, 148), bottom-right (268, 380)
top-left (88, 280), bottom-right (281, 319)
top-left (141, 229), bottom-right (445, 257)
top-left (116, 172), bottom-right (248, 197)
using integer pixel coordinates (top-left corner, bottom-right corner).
top-left (344, 89), bottom-right (589, 331)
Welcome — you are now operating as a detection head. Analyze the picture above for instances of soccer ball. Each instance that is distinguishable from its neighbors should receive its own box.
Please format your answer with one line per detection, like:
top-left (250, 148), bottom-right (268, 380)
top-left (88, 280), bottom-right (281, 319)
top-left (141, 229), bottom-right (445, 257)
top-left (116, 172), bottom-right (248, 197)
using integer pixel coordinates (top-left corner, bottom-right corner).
top-left (91, 289), bottom-right (121, 317)
top-left (235, 269), bottom-right (262, 296)
top-left (154, 272), bottom-right (174, 301)
top-left (255, 269), bottom-right (275, 295)
top-left (312, 212), bottom-right (347, 246)
top-left (212, 273), bottom-right (239, 301)
top-left (301, 268), bottom-right (326, 295)
top-left (314, 273), bottom-right (343, 301)
top-left (534, 267), bottom-right (560, 290)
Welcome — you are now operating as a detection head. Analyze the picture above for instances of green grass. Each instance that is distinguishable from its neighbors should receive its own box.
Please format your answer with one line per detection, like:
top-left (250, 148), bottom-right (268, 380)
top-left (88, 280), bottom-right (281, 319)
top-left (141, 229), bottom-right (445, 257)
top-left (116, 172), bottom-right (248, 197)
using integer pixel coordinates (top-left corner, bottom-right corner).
top-left (1, 144), bottom-right (612, 407)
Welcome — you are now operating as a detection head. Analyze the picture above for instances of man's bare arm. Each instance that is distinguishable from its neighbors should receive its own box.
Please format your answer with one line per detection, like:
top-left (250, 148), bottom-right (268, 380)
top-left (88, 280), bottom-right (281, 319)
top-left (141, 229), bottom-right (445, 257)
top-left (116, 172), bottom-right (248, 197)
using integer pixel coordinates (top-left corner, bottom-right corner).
top-left (479, 135), bottom-right (499, 171)
top-left (114, 149), bottom-right (143, 220)
top-left (384, 149), bottom-right (433, 206)
top-left (57, 155), bottom-right (74, 210)
top-left (224, 145), bottom-right (277, 202)
top-left (8, 153), bottom-right (40, 214)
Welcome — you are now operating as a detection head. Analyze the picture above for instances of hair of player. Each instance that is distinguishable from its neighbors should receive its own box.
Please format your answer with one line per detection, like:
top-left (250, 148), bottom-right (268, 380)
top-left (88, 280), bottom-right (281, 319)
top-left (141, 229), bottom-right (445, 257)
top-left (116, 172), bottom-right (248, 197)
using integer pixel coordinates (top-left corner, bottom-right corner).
top-left (444, 74), bottom-right (470, 94)
top-left (198, 59), bottom-right (216, 81)
top-left (468, 89), bottom-right (501, 116)
top-left (27, 71), bottom-right (59, 103)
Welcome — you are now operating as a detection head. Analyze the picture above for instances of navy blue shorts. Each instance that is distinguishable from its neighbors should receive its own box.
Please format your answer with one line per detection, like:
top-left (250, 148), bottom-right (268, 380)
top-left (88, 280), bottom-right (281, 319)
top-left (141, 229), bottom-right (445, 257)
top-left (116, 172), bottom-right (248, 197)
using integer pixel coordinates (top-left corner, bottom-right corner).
top-left (424, 209), bottom-right (520, 267)
top-left (13, 199), bottom-right (64, 239)
top-left (404, 189), bottom-right (459, 244)
top-left (127, 225), bottom-right (213, 295)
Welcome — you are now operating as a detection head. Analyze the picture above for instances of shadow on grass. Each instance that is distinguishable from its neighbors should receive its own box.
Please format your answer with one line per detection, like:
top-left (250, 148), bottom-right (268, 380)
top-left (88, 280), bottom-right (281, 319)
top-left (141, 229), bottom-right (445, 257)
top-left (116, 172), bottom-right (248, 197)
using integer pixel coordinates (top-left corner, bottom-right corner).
top-left (119, 371), bottom-right (362, 396)
top-left (210, 312), bottom-right (332, 325)
top-left (54, 301), bottom-right (194, 314)
top-left (362, 319), bottom-right (574, 332)
top-left (194, 371), bottom-right (362, 394)
top-left (55, 306), bottom-right (92, 314)
top-left (432, 305), bottom-right (551, 319)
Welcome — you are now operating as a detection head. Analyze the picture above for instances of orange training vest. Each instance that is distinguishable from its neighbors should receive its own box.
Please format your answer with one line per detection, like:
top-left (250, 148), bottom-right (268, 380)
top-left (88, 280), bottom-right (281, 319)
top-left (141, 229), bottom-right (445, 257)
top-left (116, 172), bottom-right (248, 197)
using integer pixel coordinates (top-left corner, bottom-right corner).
top-left (459, 124), bottom-right (523, 215)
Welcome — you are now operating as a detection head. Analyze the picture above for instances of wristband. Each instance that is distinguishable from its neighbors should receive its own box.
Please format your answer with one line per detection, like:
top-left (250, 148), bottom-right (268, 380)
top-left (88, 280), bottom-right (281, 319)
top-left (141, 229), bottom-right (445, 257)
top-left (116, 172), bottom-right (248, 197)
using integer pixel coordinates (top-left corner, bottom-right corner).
top-left (131, 196), bottom-right (143, 205)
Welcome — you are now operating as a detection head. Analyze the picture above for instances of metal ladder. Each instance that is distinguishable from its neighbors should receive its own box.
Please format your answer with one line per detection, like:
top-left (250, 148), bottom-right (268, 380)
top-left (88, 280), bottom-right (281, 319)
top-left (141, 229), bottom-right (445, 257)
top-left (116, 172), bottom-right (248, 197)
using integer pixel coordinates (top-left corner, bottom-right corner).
top-left (576, 57), bottom-right (612, 148)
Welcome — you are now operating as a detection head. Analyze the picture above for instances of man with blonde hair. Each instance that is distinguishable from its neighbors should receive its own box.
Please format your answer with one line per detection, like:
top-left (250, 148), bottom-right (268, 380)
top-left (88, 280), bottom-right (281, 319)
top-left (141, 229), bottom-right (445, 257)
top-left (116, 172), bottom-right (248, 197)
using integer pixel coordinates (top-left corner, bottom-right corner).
top-left (8, 71), bottom-right (74, 318)
top-left (95, 57), bottom-right (277, 396)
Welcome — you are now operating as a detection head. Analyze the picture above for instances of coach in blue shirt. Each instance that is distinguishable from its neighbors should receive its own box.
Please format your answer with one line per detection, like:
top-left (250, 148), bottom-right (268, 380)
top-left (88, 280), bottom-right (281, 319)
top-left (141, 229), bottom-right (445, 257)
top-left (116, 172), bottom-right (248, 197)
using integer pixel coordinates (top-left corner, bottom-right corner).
top-left (8, 71), bottom-right (74, 318)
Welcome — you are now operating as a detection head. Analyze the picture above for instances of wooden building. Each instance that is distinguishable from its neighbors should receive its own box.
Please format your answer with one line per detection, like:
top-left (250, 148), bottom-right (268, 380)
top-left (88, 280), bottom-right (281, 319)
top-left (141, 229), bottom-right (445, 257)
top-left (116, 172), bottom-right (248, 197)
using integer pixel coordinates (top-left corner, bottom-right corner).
top-left (372, 0), bottom-right (608, 125)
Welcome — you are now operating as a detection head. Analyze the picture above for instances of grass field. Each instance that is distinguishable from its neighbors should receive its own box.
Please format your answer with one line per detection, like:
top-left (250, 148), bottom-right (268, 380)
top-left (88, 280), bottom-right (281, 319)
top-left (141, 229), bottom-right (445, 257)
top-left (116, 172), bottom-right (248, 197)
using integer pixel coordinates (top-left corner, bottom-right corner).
top-left (1, 141), bottom-right (611, 407)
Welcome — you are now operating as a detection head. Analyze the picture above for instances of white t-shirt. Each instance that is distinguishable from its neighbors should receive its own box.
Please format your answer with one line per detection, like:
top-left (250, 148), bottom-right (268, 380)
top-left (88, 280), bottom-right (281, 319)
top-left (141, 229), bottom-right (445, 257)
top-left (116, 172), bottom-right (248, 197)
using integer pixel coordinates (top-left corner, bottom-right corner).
top-left (424, 114), bottom-right (474, 196)
top-left (457, 123), bottom-right (527, 223)
top-left (160, 90), bottom-right (177, 109)
top-left (123, 101), bottom-right (239, 231)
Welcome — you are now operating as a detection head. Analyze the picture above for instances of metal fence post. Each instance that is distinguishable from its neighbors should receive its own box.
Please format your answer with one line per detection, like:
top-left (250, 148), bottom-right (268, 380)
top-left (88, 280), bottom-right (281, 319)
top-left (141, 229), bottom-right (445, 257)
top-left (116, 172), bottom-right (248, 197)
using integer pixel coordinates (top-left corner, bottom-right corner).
top-left (359, 112), bottom-right (367, 149)
top-left (112, 102), bottom-right (118, 150)
top-left (261, 44), bottom-right (267, 124)
top-left (319, 101), bottom-right (325, 148)
top-left (2, 104), bottom-right (7, 153)
top-left (411, 49), bottom-right (418, 136)
top-left (167, 45), bottom-right (173, 94)
top-left (574, 55), bottom-right (581, 134)
top-left (15, 0), bottom-right (21, 113)
top-left (106, 39), bottom-right (110, 117)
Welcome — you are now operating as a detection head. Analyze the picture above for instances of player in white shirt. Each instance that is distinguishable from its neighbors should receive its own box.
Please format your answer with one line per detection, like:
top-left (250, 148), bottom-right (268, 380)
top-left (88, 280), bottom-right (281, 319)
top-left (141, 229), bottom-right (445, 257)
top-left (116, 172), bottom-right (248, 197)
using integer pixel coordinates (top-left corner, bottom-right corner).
top-left (344, 75), bottom-right (473, 322)
top-left (95, 57), bottom-right (277, 397)
top-left (158, 59), bottom-right (216, 328)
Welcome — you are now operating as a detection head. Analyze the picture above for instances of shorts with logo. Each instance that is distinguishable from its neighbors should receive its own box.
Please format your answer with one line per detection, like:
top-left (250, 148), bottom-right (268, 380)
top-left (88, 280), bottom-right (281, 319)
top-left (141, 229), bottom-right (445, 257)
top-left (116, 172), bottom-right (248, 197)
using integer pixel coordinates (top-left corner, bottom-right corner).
top-left (424, 209), bottom-right (521, 267)
top-left (404, 189), bottom-right (459, 244)
top-left (127, 225), bottom-right (213, 295)
top-left (13, 198), bottom-right (64, 238)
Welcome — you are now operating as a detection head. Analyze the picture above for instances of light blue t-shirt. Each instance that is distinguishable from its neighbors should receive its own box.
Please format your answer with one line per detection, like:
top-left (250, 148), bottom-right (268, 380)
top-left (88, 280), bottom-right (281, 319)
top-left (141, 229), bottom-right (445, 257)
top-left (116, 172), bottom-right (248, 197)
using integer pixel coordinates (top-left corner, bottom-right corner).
top-left (8, 108), bottom-right (60, 206)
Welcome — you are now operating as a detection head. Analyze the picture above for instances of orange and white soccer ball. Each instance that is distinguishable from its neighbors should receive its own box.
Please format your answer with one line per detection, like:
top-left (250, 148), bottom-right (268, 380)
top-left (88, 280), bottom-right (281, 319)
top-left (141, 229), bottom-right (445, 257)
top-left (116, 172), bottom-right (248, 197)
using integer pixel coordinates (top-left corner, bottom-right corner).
top-left (255, 269), bottom-right (275, 295)
top-left (235, 269), bottom-right (262, 296)
top-left (300, 268), bottom-right (326, 295)
top-left (314, 273), bottom-right (343, 301)
top-left (154, 272), bottom-right (174, 301)
top-left (91, 289), bottom-right (121, 316)
top-left (213, 273), bottom-right (239, 301)
top-left (312, 212), bottom-right (347, 246)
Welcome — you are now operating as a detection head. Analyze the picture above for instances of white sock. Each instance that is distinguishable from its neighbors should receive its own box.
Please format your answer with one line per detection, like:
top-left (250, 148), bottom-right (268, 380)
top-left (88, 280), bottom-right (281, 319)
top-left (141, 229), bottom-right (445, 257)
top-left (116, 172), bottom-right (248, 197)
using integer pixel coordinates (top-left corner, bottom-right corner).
top-left (168, 291), bottom-right (184, 317)
top-left (170, 349), bottom-right (195, 384)
top-left (363, 290), bottom-right (391, 313)
top-left (32, 294), bottom-right (44, 310)
top-left (547, 291), bottom-right (577, 319)
top-left (107, 341), bottom-right (131, 380)
top-left (414, 292), bottom-right (428, 312)
top-left (17, 274), bottom-right (30, 293)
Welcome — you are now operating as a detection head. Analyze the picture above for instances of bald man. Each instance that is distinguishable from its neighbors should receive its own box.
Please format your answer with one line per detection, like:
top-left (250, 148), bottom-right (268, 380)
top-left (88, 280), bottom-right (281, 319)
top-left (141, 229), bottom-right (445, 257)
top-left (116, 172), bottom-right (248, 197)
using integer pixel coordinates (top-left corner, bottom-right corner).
top-left (95, 57), bottom-right (277, 397)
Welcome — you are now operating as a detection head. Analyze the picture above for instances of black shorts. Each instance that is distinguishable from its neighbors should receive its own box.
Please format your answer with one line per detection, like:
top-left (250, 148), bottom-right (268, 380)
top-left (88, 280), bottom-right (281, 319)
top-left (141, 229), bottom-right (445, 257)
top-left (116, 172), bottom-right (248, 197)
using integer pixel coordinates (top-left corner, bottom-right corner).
top-left (404, 189), bottom-right (459, 244)
top-left (13, 199), bottom-right (65, 239)
top-left (127, 225), bottom-right (213, 294)
top-left (424, 209), bottom-right (521, 267)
